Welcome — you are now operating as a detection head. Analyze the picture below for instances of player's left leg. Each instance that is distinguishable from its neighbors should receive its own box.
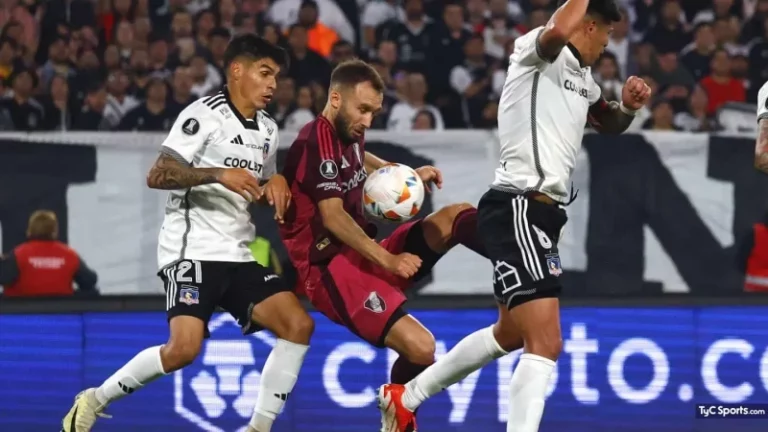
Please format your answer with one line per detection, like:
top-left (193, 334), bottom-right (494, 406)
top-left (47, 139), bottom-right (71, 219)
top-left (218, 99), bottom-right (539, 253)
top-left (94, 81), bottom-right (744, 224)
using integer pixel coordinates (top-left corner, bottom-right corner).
top-left (377, 203), bottom-right (485, 388)
top-left (218, 262), bottom-right (314, 432)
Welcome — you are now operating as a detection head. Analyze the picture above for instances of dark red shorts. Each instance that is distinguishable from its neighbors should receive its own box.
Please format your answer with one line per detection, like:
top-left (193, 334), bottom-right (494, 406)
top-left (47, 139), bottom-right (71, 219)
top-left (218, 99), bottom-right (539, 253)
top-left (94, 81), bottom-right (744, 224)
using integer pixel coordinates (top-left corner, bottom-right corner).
top-left (303, 219), bottom-right (423, 347)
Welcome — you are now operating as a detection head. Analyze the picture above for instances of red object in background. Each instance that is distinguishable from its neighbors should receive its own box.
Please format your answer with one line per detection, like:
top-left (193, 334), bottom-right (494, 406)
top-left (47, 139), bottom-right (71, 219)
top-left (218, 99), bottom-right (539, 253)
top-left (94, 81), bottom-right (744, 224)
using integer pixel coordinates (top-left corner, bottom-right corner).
top-left (3, 240), bottom-right (81, 297)
top-left (745, 224), bottom-right (768, 292)
top-left (699, 76), bottom-right (746, 115)
top-left (101, 13), bottom-right (115, 44)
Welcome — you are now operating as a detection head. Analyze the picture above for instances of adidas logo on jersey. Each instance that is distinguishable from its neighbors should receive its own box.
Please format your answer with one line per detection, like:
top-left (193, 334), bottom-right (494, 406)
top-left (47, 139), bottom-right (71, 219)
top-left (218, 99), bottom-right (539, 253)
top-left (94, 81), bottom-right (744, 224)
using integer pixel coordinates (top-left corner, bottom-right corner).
top-left (230, 134), bottom-right (264, 150)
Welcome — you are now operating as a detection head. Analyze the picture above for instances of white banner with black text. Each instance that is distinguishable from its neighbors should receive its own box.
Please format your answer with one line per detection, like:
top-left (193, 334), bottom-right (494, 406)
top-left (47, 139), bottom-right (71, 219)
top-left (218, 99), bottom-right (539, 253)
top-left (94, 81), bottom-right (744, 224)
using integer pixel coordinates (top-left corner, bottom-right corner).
top-left (0, 130), bottom-right (761, 295)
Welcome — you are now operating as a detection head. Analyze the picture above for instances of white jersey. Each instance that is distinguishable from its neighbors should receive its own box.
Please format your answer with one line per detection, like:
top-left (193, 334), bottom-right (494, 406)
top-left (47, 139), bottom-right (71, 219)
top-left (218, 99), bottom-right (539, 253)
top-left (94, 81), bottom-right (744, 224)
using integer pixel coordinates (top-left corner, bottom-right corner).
top-left (494, 27), bottom-right (602, 202)
top-left (757, 81), bottom-right (768, 123)
top-left (157, 89), bottom-right (279, 269)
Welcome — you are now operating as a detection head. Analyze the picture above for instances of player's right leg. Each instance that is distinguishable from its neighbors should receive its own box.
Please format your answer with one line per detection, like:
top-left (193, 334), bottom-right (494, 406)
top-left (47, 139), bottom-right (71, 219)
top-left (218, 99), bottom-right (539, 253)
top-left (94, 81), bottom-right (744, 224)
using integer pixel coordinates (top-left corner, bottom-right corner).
top-left (61, 261), bottom-right (223, 432)
top-left (382, 190), bottom-right (567, 432)
top-left (215, 262), bottom-right (314, 432)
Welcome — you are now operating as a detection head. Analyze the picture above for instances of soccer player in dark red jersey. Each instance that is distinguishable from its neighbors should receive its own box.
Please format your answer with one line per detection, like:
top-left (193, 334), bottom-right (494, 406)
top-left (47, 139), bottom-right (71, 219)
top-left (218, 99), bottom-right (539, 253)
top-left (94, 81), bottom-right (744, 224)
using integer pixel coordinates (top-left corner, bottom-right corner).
top-left (279, 60), bottom-right (488, 431)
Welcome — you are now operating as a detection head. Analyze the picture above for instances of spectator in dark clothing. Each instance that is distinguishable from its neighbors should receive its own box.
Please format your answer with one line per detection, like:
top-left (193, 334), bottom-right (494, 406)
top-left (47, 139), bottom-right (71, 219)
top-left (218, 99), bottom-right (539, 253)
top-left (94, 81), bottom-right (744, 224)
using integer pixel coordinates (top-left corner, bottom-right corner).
top-left (209, 27), bottom-right (232, 75)
top-left (0, 37), bottom-right (21, 83)
top-left (260, 22), bottom-right (285, 47)
top-left (682, 22), bottom-right (716, 81)
top-left (0, 68), bottom-right (43, 131)
top-left (39, 36), bottom-right (75, 89)
top-left (233, 12), bottom-right (258, 37)
top-left (651, 46), bottom-right (696, 112)
top-left (41, 74), bottom-right (74, 131)
top-left (0, 210), bottom-right (98, 297)
top-left (286, 24), bottom-right (330, 87)
top-left (644, 0), bottom-right (691, 53)
top-left (167, 66), bottom-right (195, 121)
top-left (128, 49), bottom-right (152, 99)
top-left (73, 82), bottom-right (109, 131)
top-left (69, 49), bottom-right (103, 105)
top-left (642, 99), bottom-right (681, 131)
top-left (329, 40), bottom-right (355, 69)
top-left (434, 1), bottom-right (472, 77)
top-left (37, 0), bottom-right (97, 65)
top-left (449, 34), bottom-right (495, 128)
top-left (380, 0), bottom-right (438, 74)
top-left (269, 75), bottom-right (298, 128)
top-left (195, 10), bottom-right (218, 48)
top-left (740, 0), bottom-right (768, 44)
top-left (147, 33), bottom-right (172, 80)
top-left (749, 17), bottom-right (768, 102)
top-left (171, 10), bottom-right (194, 40)
top-left (118, 75), bottom-right (173, 131)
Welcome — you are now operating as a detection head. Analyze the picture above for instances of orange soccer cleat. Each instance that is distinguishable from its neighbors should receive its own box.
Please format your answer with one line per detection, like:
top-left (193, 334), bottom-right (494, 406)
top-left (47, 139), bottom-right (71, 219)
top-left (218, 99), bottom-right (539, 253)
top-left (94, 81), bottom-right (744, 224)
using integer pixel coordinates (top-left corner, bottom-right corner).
top-left (377, 384), bottom-right (418, 432)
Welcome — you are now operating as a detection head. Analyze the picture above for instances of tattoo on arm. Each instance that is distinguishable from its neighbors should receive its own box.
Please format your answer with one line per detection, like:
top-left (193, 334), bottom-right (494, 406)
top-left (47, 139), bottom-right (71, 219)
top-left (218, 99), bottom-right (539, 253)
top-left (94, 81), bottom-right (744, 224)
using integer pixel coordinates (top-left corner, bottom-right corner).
top-left (754, 118), bottom-right (768, 174)
top-left (146, 150), bottom-right (222, 190)
top-left (587, 99), bottom-right (635, 135)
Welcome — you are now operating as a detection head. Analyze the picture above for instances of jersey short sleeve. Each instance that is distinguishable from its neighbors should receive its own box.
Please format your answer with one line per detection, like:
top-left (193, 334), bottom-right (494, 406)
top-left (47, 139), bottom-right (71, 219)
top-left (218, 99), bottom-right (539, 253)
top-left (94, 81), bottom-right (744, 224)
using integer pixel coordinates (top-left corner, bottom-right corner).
top-left (587, 74), bottom-right (603, 105)
top-left (296, 121), bottom-right (344, 202)
top-left (261, 114), bottom-right (280, 179)
top-left (757, 81), bottom-right (768, 123)
top-left (512, 27), bottom-right (549, 67)
top-left (160, 103), bottom-right (218, 163)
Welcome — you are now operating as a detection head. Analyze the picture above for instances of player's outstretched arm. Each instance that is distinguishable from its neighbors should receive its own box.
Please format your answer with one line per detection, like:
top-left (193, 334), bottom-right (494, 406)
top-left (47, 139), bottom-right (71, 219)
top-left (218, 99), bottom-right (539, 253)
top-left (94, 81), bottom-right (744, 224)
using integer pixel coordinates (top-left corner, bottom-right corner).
top-left (146, 151), bottom-right (223, 190)
top-left (754, 119), bottom-right (768, 174)
top-left (537, 0), bottom-right (590, 61)
top-left (318, 198), bottom-right (420, 278)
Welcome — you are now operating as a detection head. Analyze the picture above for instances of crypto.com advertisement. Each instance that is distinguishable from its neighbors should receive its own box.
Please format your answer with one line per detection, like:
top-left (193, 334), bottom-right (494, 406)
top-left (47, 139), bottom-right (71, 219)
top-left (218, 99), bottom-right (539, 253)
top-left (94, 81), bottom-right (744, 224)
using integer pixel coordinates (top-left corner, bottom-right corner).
top-left (2, 307), bottom-right (768, 432)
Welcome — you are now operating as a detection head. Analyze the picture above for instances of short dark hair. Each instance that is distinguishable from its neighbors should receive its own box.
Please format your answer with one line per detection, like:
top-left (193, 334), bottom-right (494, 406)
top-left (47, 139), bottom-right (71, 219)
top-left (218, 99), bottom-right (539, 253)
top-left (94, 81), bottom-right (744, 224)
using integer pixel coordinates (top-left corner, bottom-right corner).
top-left (330, 59), bottom-right (385, 93)
top-left (223, 34), bottom-right (288, 71)
top-left (558, 0), bottom-right (621, 22)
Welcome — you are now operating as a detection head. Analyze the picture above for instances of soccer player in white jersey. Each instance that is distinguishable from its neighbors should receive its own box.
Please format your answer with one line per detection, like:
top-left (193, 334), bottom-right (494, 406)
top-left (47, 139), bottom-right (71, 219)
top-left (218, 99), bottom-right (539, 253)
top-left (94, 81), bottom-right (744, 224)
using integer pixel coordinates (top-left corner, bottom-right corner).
top-left (378, 1), bottom-right (652, 431)
top-left (755, 81), bottom-right (768, 173)
top-left (61, 35), bottom-right (314, 432)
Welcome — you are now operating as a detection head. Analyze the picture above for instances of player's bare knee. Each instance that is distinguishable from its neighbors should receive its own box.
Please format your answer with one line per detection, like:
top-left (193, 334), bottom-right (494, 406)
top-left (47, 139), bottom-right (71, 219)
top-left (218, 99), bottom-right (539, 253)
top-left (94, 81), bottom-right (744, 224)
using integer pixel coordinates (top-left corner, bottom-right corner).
top-left (280, 312), bottom-right (314, 345)
top-left (161, 340), bottom-right (202, 371)
top-left (525, 335), bottom-right (563, 361)
top-left (401, 333), bottom-right (436, 365)
top-left (492, 321), bottom-right (524, 352)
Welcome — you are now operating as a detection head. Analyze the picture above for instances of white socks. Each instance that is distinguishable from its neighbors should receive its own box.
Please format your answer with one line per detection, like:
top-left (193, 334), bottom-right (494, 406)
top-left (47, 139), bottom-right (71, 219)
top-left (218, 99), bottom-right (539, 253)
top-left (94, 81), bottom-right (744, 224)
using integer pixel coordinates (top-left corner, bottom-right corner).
top-left (249, 339), bottom-right (309, 432)
top-left (401, 325), bottom-right (507, 411)
top-left (95, 345), bottom-right (167, 406)
top-left (506, 353), bottom-right (555, 432)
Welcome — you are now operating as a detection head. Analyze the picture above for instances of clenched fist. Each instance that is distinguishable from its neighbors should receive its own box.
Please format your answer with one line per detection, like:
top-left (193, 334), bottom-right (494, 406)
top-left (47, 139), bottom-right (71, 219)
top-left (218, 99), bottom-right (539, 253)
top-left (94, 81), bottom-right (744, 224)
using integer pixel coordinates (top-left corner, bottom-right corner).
top-left (621, 76), bottom-right (652, 111)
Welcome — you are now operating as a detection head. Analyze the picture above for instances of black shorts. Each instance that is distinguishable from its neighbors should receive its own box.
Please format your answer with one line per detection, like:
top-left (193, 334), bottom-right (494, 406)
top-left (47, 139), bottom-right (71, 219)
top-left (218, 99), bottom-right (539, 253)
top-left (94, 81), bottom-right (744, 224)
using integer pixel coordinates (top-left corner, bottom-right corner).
top-left (158, 260), bottom-right (289, 336)
top-left (477, 188), bottom-right (568, 309)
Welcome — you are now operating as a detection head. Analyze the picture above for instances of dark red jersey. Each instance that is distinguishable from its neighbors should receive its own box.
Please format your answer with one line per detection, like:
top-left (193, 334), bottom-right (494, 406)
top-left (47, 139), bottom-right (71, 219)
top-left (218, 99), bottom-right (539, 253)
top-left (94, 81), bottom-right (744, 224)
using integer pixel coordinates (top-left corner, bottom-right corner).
top-left (280, 116), bottom-right (374, 288)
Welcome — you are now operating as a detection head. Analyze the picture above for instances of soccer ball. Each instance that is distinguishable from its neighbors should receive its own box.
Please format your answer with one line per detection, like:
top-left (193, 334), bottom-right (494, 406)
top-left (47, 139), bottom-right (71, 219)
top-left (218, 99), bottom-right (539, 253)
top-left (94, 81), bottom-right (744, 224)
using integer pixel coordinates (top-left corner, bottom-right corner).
top-left (363, 164), bottom-right (425, 222)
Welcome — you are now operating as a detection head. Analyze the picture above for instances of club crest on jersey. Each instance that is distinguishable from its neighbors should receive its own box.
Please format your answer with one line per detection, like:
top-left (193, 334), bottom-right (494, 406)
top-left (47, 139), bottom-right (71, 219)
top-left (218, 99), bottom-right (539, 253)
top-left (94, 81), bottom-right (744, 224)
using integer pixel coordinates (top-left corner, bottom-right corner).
top-left (182, 118), bottom-right (200, 135)
top-left (320, 160), bottom-right (339, 179)
top-left (364, 291), bottom-right (386, 313)
top-left (545, 254), bottom-right (563, 277)
top-left (263, 140), bottom-right (270, 158)
top-left (179, 285), bottom-right (200, 305)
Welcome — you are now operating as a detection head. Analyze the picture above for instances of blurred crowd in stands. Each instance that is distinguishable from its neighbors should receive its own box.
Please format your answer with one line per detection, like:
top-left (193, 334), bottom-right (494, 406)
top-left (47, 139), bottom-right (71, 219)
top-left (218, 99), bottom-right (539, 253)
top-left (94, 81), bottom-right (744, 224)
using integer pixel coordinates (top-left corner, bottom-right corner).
top-left (0, 0), bottom-right (764, 132)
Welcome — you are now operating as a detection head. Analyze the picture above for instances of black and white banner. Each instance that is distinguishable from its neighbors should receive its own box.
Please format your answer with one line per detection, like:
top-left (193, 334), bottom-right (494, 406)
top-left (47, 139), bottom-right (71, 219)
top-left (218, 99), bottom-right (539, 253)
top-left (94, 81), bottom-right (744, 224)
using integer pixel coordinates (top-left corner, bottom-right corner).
top-left (0, 131), bottom-right (763, 296)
